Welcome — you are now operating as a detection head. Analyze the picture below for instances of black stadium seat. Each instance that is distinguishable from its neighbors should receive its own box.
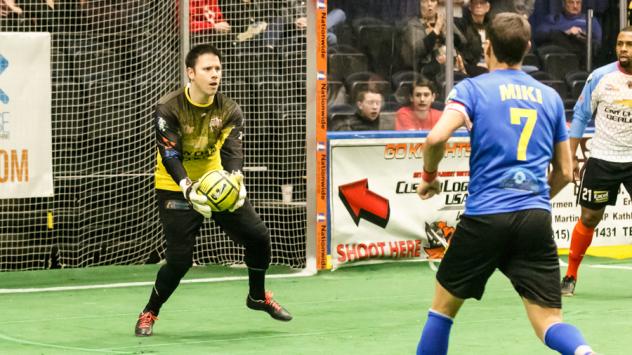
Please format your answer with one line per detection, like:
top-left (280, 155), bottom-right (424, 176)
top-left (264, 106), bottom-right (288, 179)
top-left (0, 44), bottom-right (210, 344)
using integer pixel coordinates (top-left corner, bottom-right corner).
top-left (542, 53), bottom-right (579, 80)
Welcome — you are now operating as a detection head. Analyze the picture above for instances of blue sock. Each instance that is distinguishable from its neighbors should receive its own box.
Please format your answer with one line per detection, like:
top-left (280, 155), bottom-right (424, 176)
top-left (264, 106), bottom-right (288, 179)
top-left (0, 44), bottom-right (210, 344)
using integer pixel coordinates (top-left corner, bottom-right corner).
top-left (417, 310), bottom-right (453, 355)
top-left (544, 323), bottom-right (593, 355)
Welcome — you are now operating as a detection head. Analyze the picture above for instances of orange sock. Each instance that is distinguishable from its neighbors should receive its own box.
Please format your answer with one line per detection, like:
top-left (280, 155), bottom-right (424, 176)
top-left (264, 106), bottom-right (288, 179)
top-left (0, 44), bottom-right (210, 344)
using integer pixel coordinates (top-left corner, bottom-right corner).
top-left (566, 219), bottom-right (595, 279)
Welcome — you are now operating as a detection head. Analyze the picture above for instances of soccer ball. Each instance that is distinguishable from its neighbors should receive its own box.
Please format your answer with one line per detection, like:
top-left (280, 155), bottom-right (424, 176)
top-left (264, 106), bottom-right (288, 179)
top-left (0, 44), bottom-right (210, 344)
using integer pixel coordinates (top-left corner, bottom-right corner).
top-left (197, 170), bottom-right (240, 212)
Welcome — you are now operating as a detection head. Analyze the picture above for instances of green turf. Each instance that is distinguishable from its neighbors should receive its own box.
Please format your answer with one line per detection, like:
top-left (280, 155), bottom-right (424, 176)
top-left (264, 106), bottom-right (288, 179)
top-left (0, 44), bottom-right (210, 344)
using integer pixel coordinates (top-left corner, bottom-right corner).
top-left (0, 258), bottom-right (630, 354)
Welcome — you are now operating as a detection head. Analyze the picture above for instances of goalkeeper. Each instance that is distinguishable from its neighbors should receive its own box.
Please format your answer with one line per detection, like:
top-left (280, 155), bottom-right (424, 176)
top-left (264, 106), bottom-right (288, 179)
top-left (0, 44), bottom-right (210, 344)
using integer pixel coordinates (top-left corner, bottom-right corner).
top-left (134, 44), bottom-right (292, 337)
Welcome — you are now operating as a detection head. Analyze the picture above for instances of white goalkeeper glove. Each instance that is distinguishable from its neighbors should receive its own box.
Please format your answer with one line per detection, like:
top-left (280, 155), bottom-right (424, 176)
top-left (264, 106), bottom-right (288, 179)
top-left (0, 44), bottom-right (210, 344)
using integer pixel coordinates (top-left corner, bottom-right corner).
top-left (179, 178), bottom-right (212, 218)
top-left (228, 171), bottom-right (247, 212)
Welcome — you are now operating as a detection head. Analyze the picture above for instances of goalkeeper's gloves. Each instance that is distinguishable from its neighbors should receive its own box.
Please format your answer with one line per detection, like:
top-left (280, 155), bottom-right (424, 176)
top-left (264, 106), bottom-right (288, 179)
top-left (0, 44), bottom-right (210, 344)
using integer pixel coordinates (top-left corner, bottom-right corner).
top-left (179, 178), bottom-right (212, 218)
top-left (228, 170), bottom-right (247, 212)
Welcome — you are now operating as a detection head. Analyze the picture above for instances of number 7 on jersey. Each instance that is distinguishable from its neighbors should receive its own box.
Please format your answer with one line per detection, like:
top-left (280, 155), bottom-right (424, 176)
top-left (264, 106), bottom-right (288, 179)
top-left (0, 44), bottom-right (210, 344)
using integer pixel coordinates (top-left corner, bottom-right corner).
top-left (510, 107), bottom-right (537, 161)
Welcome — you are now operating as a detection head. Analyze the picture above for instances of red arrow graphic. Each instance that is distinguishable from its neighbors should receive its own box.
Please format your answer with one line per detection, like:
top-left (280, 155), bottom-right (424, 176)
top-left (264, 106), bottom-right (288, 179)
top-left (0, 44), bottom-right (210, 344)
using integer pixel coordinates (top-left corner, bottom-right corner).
top-left (338, 179), bottom-right (390, 228)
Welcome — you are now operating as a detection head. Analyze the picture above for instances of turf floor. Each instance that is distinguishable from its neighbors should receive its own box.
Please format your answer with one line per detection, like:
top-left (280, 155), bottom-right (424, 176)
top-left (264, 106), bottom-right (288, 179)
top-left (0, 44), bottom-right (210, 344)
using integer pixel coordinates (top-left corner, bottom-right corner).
top-left (0, 257), bottom-right (630, 354)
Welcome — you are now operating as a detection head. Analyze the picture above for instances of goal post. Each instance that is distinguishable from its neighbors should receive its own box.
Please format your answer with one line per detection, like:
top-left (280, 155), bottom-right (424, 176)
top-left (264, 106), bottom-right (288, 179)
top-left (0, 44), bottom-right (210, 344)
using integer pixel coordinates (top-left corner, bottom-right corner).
top-left (0, 1), bottom-right (319, 276)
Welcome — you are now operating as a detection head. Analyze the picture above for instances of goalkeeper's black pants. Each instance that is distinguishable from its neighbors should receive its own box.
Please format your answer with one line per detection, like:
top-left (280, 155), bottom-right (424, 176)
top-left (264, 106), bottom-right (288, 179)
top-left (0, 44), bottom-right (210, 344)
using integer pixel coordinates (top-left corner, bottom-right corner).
top-left (146, 189), bottom-right (271, 314)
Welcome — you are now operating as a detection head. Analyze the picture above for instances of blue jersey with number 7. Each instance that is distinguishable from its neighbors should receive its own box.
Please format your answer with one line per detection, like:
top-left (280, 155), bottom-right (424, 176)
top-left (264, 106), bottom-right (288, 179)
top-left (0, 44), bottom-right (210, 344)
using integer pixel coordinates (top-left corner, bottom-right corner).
top-left (447, 69), bottom-right (568, 215)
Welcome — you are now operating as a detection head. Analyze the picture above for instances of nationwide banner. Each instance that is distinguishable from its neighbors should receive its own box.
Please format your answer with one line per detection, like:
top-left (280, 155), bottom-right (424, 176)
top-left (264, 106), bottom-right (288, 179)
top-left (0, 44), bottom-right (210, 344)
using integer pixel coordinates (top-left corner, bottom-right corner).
top-left (0, 32), bottom-right (53, 198)
top-left (328, 131), bottom-right (632, 269)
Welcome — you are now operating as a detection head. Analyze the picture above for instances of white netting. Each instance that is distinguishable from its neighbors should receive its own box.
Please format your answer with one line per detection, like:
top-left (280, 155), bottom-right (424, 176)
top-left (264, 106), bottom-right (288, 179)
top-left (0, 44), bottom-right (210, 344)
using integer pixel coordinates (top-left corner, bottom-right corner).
top-left (0, 0), bottom-right (307, 271)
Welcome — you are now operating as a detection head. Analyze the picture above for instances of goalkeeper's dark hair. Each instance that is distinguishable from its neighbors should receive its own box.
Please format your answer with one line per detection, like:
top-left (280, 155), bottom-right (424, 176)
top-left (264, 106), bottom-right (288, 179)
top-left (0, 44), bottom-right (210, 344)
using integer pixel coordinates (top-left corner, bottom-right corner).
top-left (185, 44), bottom-right (223, 69)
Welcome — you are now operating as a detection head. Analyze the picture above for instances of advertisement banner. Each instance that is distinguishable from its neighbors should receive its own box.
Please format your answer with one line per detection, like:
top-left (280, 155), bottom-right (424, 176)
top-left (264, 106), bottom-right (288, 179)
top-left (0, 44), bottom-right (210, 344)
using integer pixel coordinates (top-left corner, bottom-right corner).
top-left (0, 32), bottom-right (53, 198)
top-left (328, 132), bottom-right (632, 269)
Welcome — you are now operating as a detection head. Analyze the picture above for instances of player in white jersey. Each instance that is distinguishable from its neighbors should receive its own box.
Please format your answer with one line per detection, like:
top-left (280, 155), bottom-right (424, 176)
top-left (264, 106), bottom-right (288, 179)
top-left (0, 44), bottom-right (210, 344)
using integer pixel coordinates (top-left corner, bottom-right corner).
top-left (561, 27), bottom-right (632, 296)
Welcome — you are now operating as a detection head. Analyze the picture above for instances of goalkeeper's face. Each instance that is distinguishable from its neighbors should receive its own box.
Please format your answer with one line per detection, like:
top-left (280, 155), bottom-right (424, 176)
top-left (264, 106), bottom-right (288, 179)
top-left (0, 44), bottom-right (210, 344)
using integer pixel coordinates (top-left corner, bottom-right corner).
top-left (189, 53), bottom-right (222, 97)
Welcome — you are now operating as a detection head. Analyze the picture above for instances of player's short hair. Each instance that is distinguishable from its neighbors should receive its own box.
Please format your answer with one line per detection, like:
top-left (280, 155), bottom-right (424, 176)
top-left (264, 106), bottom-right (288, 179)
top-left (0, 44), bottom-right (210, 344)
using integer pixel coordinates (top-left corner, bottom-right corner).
top-left (185, 44), bottom-right (223, 69)
top-left (621, 26), bottom-right (632, 33)
top-left (411, 78), bottom-right (436, 95)
top-left (486, 12), bottom-right (530, 66)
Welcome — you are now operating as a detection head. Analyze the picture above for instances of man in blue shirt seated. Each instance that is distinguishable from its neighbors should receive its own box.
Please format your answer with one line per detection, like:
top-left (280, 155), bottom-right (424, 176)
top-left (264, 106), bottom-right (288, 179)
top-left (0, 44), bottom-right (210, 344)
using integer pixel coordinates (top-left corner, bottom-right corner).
top-left (534, 0), bottom-right (602, 66)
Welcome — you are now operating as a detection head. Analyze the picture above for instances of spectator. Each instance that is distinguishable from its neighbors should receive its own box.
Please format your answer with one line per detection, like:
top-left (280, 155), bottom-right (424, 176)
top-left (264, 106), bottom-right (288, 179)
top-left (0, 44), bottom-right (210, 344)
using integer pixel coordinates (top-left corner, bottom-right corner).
top-left (400, 0), bottom-right (465, 74)
top-left (332, 90), bottom-right (383, 131)
top-left (456, 0), bottom-right (492, 75)
top-left (327, 8), bottom-right (346, 46)
top-left (489, 0), bottom-right (534, 18)
top-left (534, 0), bottom-right (602, 65)
top-left (395, 78), bottom-right (442, 130)
top-left (189, 0), bottom-right (231, 34)
top-left (255, 0), bottom-right (307, 48)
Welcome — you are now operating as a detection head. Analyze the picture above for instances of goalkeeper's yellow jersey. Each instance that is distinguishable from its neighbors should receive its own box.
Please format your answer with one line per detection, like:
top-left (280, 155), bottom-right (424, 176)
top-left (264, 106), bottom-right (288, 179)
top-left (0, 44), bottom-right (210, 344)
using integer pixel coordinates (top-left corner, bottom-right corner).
top-left (154, 86), bottom-right (244, 191)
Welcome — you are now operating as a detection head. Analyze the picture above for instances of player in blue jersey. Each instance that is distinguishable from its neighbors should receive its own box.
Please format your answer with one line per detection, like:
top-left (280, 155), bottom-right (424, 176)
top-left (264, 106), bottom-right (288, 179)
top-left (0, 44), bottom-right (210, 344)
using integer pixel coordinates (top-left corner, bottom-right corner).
top-left (415, 13), bottom-right (595, 355)
top-left (561, 27), bottom-right (632, 296)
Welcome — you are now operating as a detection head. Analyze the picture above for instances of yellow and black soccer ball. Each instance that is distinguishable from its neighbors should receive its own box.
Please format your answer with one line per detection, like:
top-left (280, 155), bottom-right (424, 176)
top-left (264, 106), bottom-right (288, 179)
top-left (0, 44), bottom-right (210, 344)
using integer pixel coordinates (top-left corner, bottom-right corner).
top-left (197, 170), bottom-right (240, 212)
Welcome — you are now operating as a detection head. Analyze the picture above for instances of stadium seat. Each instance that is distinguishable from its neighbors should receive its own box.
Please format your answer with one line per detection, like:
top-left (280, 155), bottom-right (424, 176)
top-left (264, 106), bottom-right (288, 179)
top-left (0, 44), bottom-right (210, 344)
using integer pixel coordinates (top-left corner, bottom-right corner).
top-left (529, 70), bottom-right (554, 81)
top-left (328, 80), bottom-right (347, 106)
top-left (523, 52), bottom-right (540, 69)
top-left (356, 24), bottom-right (396, 78)
top-left (564, 70), bottom-right (589, 86)
top-left (564, 98), bottom-right (577, 110)
top-left (542, 53), bottom-right (579, 80)
top-left (344, 71), bottom-right (389, 101)
top-left (535, 44), bottom-right (568, 59)
top-left (391, 70), bottom-right (417, 88)
top-left (541, 80), bottom-right (568, 100)
top-left (328, 52), bottom-right (369, 81)
top-left (394, 80), bottom-right (414, 105)
top-left (570, 80), bottom-right (586, 100)
top-left (380, 112), bottom-right (396, 130)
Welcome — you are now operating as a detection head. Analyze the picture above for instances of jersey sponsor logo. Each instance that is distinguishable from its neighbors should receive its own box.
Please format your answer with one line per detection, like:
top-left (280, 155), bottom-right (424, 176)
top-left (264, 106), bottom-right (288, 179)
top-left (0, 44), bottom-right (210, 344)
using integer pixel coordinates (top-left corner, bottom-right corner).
top-left (580, 187), bottom-right (609, 203)
top-left (499, 167), bottom-right (540, 193)
top-left (209, 116), bottom-right (222, 130)
top-left (164, 200), bottom-right (190, 210)
top-left (613, 99), bottom-right (632, 108)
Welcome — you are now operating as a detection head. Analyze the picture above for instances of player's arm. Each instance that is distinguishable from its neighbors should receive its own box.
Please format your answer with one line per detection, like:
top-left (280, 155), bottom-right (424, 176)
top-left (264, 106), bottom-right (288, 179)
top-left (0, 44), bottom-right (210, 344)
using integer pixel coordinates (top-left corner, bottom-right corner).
top-left (548, 139), bottom-right (574, 199)
top-left (219, 105), bottom-right (245, 173)
top-left (219, 104), bottom-right (246, 211)
top-left (417, 107), bottom-right (468, 200)
top-left (155, 105), bottom-right (187, 183)
top-left (154, 105), bottom-right (211, 217)
top-left (569, 71), bottom-right (598, 178)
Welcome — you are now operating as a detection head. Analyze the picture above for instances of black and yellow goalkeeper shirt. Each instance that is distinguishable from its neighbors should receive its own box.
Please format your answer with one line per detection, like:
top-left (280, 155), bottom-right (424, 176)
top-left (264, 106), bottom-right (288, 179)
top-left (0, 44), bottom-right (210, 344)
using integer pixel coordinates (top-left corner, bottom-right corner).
top-left (154, 86), bottom-right (244, 191)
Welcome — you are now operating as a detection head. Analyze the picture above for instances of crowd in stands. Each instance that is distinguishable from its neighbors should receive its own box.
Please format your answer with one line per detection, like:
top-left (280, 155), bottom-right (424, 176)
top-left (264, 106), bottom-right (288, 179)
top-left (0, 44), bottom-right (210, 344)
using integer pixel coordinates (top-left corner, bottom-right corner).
top-left (328, 0), bottom-right (621, 132)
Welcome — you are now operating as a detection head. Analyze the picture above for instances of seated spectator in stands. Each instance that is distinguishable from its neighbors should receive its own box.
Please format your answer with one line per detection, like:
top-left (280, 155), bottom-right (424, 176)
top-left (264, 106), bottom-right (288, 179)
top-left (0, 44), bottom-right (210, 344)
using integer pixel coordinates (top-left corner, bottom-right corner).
top-left (490, 0), bottom-right (534, 18)
top-left (327, 8), bottom-right (346, 46)
top-left (256, 0), bottom-right (308, 47)
top-left (395, 78), bottom-right (442, 130)
top-left (332, 90), bottom-right (383, 131)
top-left (456, 0), bottom-right (491, 76)
top-left (420, 44), bottom-right (471, 90)
top-left (190, 0), bottom-right (231, 34)
top-left (400, 0), bottom-right (466, 73)
top-left (534, 0), bottom-right (602, 65)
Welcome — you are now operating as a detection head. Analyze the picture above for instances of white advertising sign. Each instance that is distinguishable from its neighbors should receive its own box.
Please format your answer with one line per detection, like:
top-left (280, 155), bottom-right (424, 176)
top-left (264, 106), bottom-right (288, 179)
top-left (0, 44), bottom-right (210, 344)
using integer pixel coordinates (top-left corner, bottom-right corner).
top-left (0, 32), bottom-right (53, 198)
top-left (328, 132), bottom-right (632, 269)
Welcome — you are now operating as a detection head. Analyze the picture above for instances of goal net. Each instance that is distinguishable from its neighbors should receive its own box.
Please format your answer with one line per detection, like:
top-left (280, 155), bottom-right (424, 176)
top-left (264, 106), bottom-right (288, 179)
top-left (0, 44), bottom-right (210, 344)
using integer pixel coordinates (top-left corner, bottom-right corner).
top-left (0, 1), bottom-right (308, 272)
